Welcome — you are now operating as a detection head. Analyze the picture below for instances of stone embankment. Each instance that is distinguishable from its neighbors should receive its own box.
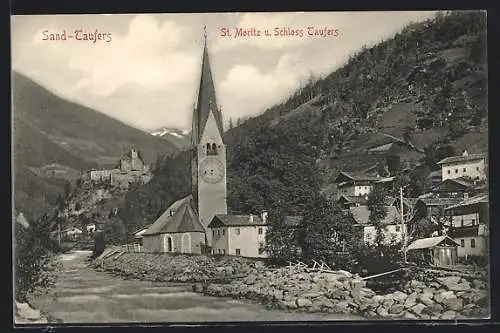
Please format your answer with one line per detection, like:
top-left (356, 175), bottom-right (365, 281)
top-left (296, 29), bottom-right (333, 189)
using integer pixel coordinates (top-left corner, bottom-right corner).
top-left (92, 248), bottom-right (489, 320)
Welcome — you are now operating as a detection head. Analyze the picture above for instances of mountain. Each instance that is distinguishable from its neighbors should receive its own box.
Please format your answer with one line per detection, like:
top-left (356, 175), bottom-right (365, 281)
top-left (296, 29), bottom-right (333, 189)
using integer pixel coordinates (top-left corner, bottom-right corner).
top-left (12, 72), bottom-right (180, 220)
top-left (119, 11), bottom-right (487, 233)
top-left (150, 127), bottom-right (190, 150)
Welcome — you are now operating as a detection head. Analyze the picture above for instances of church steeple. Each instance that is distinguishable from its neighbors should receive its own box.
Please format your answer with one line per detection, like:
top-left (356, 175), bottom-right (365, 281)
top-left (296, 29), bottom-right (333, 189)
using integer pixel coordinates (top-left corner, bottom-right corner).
top-left (191, 25), bottom-right (224, 147)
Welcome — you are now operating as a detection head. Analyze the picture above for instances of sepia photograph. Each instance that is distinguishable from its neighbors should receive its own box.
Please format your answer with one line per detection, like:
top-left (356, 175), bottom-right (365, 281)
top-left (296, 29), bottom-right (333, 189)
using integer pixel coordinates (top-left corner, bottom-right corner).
top-left (11, 10), bottom-right (489, 324)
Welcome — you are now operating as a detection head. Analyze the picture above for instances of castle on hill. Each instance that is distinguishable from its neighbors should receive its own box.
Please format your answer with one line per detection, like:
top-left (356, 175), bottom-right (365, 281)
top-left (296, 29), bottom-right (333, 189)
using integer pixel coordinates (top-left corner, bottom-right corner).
top-left (84, 147), bottom-right (152, 189)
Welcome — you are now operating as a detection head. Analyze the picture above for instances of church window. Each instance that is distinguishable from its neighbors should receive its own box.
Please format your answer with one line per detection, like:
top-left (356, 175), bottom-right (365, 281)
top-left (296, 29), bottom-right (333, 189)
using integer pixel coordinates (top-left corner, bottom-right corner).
top-left (235, 248), bottom-right (241, 256)
top-left (207, 142), bottom-right (218, 156)
top-left (476, 166), bottom-right (480, 171)
top-left (212, 230), bottom-right (215, 236)
top-left (235, 228), bottom-right (240, 235)
top-left (463, 168), bottom-right (466, 172)
top-left (258, 228), bottom-right (263, 235)
top-left (455, 169), bottom-right (458, 174)
top-left (448, 170), bottom-right (451, 174)
top-left (222, 229), bottom-right (225, 236)
top-left (470, 239), bottom-right (476, 248)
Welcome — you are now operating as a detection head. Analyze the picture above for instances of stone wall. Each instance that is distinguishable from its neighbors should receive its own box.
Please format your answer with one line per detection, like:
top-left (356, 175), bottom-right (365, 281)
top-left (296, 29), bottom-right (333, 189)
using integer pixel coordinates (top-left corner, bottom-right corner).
top-left (91, 249), bottom-right (489, 320)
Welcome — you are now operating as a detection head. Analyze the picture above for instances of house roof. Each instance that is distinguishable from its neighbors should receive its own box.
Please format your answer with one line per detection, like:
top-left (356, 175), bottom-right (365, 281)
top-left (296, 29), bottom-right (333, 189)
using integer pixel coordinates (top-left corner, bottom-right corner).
top-left (437, 152), bottom-right (486, 165)
top-left (444, 193), bottom-right (489, 211)
top-left (334, 171), bottom-right (380, 183)
top-left (337, 195), bottom-right (368, 206)
top-left (432, 177), bottom-right (475, 192)
top-left (209, 215), bottom-right (264, 228)
top-left (142, 195), bottom-right (205, 236)
top-left (208, 215), bottom-right (303, 228)
top-left (349, 206), bottom-right (400, 226)
top-left (417, 198), bottom-right (462, 207)
top-left (407, 235), bottom-right (460, 250)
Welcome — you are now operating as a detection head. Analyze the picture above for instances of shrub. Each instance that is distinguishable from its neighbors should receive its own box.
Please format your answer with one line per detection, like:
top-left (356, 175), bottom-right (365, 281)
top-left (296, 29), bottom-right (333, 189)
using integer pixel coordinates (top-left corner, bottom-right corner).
top-left (14, 214), bottom-right (59, 303)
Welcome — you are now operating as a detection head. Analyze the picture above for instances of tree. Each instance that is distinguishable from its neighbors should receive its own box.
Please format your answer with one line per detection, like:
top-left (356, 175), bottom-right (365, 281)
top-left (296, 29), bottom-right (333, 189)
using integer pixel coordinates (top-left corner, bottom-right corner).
top-left (264, 203), bottom-right (301, 265)
top-left (228, 118), bottom-right (234, 130)
top-left (299, 194), bottom-right (356, 268)
top-left (367, 185), bottom-right (389, 249)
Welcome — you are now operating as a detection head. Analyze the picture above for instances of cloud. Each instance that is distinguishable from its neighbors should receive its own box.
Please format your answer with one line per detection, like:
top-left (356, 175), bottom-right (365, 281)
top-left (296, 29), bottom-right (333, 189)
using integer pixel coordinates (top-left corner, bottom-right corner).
top-left (219, 53), bottom-right (310, 122)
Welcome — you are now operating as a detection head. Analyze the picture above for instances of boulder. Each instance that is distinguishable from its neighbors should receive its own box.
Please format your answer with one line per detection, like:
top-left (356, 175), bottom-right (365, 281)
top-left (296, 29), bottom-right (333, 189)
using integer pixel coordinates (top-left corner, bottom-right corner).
top-left (283, 298), bottom-right (298, 309)
top-left (437, 276), bottom-right (461, 286)
top-left (296, 298), bottom-right (313, 308)
top-left (376, 305), bottom-right (390, 318)
top-left (434, 290), bottom-right (455, 304)
top-left (331, 301), bottom-right (350, 314)
top-left (15, 302), bottom-right (41, 321)
top-left (389, 304), bottom-right (405, 314)
top-left (404, 293), bottom-right (418, 308)
top-left (418, 295), bottom-right (435, 306)
top-left (442, 297), bottom-right (463, 312)
top-left (393, 291), bottom-right (408, 303)
top-left (472, 279), bottom-right (486, 289)
top-left (403, 312), bottom-right (419, 320)
top-left (441, 310), bottom-right (457, 320)
top-left (447, 281), bottom-right (471, 292)
top-left (244, 274), bottom-right (257, 285)
top-left (422, 303), bottom-right (443, 316)
top-left (410, 303), bottom-right (426, 315)
top-left (300, 291), bottom-right (323, 299)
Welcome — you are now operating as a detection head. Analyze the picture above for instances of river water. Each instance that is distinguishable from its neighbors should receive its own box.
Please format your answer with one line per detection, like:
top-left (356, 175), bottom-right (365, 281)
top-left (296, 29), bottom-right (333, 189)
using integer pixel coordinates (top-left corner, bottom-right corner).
top-left (31, 251), bottom-right (364, 323)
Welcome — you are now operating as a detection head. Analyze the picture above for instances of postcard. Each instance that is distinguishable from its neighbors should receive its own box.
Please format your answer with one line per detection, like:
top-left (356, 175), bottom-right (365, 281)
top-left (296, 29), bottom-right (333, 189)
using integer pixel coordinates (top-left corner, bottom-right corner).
top-left (11, 11), bottom-right (489, 324)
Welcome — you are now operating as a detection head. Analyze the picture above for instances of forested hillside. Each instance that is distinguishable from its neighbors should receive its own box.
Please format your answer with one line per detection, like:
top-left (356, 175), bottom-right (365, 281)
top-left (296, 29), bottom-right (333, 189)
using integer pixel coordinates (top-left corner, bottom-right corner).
top-left (119, 11), bottom-right (487, 237)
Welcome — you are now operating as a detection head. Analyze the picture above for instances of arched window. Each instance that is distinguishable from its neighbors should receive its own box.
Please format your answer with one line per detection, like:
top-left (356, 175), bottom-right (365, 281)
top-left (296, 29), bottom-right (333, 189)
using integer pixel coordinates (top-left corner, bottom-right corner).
top-left (207, 142), bottom-right (217, 156)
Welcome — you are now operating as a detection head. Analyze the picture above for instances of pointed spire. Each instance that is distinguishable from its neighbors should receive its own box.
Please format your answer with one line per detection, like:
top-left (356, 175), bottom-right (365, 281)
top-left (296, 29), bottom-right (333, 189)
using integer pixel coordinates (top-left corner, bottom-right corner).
top-left (191, 25), bottom-right (224, 146)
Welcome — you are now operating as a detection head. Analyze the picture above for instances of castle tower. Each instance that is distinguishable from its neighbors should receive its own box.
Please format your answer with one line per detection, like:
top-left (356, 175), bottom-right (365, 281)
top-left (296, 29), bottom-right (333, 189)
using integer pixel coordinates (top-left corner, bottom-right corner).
top-left (191, 26), bottom-right (227, 244)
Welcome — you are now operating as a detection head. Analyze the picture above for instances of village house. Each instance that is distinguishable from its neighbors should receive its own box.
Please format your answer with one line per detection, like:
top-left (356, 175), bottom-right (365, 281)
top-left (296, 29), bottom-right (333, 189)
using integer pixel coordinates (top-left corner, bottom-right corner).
top-left (431, 177), bottom-right (484, 199)
top-left (208, 212), bottom-right (268, 257)
top-left (333, 171), bottom-right (381, 200)
top-left (87, 147), bottom-right (152, 189)
top-left (444, 193), bottom-right (489, 258)
top-left (437, 150), bottom-right (487, 182)
top-left (347, 205), bottom-right (404, 246)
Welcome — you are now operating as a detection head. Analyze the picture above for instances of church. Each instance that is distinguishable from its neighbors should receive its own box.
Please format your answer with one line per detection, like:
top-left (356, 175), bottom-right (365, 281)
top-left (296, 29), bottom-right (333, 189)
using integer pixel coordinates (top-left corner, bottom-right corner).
top-left (141, 30), bottom-right (229, 254)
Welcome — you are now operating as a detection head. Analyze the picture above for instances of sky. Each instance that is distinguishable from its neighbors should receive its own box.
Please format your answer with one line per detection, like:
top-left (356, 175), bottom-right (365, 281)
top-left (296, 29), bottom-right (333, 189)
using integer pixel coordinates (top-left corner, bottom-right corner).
top-left (11, 11), bottom-right (438, 132)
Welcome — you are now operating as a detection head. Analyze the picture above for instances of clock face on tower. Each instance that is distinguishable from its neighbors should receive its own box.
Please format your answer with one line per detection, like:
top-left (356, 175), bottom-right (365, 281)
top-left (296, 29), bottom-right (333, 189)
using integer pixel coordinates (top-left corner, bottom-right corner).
top-left (200, 156), bottom-right (224, 184)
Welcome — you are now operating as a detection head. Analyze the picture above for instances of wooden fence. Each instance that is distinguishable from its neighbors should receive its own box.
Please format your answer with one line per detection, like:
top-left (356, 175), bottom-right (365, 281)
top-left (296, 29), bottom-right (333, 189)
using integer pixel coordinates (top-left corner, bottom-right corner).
top-left (121, 243), bottom-right (142, 253)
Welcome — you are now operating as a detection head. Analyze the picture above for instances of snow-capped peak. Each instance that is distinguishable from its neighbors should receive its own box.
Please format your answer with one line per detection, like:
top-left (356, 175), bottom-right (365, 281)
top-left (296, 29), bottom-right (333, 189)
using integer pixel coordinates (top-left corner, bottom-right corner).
top-left (150, 127), bottom-right (190, 139)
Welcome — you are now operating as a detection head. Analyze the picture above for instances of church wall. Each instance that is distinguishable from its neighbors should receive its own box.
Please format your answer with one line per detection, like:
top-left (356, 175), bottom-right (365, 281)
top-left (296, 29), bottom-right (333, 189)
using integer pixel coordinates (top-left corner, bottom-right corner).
top-left (142, 232), bottom-right (205, 254)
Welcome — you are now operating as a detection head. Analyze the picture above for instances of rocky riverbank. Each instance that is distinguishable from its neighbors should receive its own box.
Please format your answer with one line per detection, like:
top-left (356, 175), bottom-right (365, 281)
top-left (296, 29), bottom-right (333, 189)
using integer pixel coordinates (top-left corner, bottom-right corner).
top-left (92, 248), bottom-right (490, 320)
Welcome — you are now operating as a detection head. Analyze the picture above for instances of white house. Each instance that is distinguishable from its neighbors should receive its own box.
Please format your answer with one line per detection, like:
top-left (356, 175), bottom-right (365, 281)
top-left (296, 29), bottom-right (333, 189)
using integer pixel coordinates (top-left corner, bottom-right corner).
top-left (445, 193), bottom-right (489, 258)
top-left (208, 212), bottom-right (268, 258)
top-left (437, 150), bottom-right (487, 182)
top-left (348, 206), bottom-right (404, 246)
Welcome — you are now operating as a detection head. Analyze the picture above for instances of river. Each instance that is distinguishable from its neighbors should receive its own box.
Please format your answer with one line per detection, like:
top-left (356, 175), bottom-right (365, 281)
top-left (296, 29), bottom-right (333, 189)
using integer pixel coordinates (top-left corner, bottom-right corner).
top-left (31, 250), bottom-right (364, 323)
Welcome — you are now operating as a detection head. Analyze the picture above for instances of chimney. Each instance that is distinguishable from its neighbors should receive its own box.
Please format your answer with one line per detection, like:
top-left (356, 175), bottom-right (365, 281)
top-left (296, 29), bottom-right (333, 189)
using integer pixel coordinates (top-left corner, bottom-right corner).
top-left (261, 211), bottom-right (268, 224)
top-left (249, 214), bottom-right (254, 223)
